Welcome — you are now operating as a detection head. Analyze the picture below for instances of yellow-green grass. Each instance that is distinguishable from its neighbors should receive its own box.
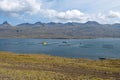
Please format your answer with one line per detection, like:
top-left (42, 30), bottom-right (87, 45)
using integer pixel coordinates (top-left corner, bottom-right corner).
top-left (0, 52), bottom-right (120, 80)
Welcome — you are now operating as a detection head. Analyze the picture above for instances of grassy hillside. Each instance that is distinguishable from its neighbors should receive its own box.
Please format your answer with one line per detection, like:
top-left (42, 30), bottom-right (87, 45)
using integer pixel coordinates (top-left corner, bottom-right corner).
top-left (0, 52), bottom-right (120, 80)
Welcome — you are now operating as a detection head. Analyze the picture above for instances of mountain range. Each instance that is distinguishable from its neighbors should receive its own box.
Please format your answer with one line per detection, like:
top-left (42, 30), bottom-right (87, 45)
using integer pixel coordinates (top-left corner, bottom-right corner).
top-left (0, 21), bottom-right (120, 38)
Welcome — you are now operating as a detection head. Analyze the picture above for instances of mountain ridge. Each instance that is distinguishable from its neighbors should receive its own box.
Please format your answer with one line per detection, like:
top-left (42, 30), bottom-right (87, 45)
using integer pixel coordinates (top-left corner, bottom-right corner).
top-left (1, 21), bottom-right (120, 26)
top-left (0, 21), bottom-right (120, 38)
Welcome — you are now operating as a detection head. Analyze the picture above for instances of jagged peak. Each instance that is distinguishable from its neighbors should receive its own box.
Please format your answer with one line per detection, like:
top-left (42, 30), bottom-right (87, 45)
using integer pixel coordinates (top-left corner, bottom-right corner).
top-left (0, 21), bottom-right (13, 27)
top-left (48, 22), bottom-right (57, 24)
top-left (34, 22), bottom-right (42, 25)
top-left (85, 21), bottom-right (100, 25)
top-left (2, 21), bottom-right (10, 25)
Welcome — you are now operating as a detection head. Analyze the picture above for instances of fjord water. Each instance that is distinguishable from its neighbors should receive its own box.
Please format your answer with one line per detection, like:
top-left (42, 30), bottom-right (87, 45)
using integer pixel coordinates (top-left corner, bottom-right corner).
top-left (0, 38), bottom-right (120, 59)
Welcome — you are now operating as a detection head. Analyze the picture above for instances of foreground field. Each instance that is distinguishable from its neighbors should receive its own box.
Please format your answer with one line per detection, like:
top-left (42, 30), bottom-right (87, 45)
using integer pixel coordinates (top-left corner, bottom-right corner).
top-left (0, 52), bottom-right (120, 80)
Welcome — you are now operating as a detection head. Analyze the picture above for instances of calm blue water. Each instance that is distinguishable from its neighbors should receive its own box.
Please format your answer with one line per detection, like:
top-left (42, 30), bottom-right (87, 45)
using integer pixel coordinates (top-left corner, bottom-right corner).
top-left (0, 38), bottom-right (120, 59)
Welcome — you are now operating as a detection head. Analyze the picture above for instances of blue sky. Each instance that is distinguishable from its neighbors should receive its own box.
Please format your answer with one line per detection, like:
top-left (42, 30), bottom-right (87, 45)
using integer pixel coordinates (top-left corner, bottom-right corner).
top-left (0, 0), bottom-right (120, 25)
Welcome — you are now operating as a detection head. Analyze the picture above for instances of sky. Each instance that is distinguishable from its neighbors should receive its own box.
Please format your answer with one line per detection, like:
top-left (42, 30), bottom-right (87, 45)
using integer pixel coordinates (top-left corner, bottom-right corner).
top-left (0, 0), bottom-right (120, 25)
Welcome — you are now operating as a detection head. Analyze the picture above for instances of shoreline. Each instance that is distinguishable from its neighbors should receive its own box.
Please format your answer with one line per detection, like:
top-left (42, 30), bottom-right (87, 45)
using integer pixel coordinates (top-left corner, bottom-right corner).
top-left (0, 37), bottom-right (120, 39)
top-left (1, 51), bottom-right (119, 60)
top-left (0, 37), bottom-right (97, 39)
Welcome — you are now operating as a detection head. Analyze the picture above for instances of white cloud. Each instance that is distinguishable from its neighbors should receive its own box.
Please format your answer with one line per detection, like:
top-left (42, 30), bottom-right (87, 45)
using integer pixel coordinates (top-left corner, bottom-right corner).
top-left (108, 11), bottom-right (120, 19)
top-left (41, 9), bottom-right (89, 23)
top-left (0, 0), bottom-right (41, 16)
top-left (37, 9), bottom-right (120, 24)
top-left (87, 13), bottom-right (108, 24)
top-left (0, 0), bottom-right (120, 24)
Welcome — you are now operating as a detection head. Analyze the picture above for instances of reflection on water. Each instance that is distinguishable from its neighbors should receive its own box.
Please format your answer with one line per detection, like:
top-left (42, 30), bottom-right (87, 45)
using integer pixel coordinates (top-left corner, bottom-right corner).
top-left (0, 38), bottom-right (120, 59)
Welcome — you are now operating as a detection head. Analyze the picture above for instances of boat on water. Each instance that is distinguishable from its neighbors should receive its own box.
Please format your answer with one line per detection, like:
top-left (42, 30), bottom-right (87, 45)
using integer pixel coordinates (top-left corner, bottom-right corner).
top-left (62, 41), bottom-right (68, 43)
top-left (42, 41), bottom-right (47, 45)
top-left (102, 44), bottom-right (114, 49)
top-left (79, 43), bottom-right (85, 47)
